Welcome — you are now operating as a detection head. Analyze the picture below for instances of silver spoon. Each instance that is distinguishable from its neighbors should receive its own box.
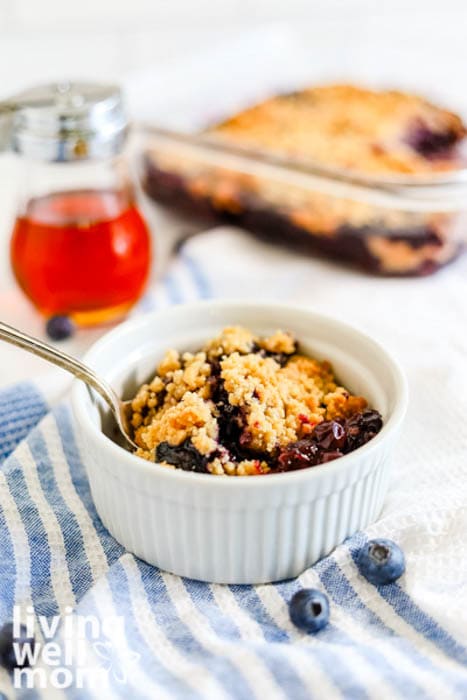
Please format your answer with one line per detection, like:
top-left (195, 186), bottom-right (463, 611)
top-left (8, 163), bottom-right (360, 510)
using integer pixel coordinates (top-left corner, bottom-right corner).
top-left (0, 320), bottom-right (137, 450)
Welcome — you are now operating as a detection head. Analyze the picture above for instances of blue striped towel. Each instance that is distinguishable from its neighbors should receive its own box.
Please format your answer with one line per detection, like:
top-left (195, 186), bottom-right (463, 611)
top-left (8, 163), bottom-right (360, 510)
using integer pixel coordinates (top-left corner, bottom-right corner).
top-left (1, 227), bottom-right (467, 699)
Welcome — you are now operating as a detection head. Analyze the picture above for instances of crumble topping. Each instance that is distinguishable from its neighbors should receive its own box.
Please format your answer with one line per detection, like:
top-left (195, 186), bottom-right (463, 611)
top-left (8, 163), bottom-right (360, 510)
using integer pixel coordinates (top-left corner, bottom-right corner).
top-left (259, 330), bottom-right (296, 355)
top-left (130, 326), bottom-right (381, 476)
top-left (210, 84), bottom-right (466, 175)
top-left (204, 326), bottom-right (256, 359)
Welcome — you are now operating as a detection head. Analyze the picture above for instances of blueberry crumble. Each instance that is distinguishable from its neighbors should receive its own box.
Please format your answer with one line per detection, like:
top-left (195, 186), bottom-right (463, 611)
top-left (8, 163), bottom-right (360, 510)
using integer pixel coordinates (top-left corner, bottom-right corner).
top-left (144, 84), bottom-right (466, 276)
top-left (210, 85), bottom-right (465, 175)
top-left (130, 326), bottom-right (383, 475)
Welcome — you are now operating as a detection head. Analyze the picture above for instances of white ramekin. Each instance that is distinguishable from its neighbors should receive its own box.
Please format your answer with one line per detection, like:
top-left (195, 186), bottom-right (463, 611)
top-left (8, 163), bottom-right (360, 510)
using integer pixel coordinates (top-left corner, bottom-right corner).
top-left (71, 301), bottom-right (408, 584)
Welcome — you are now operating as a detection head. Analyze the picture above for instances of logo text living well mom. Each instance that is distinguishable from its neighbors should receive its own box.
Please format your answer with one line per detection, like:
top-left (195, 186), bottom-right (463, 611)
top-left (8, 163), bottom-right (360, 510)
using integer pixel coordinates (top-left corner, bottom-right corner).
top-left (13, 606), bottom-right (136, 690)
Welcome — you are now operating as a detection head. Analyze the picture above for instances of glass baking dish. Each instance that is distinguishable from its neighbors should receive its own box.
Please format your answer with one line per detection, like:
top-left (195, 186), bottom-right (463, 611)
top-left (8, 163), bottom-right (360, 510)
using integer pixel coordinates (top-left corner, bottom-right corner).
top-left (138, 125), bottom-right (467, 276)
top-left (129, 26), bottom-right (467, 277)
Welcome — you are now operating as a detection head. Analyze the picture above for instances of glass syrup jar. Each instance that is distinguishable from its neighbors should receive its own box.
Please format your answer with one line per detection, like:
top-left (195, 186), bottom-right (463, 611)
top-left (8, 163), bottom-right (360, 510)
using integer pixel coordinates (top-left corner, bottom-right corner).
top-left (2, 82), bottom-right (151, 326)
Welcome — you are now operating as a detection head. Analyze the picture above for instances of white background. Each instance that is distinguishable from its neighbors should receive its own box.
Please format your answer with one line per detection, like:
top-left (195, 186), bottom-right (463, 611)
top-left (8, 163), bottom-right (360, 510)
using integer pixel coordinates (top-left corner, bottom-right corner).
top-left (0, 0), bottom-right (466, 101)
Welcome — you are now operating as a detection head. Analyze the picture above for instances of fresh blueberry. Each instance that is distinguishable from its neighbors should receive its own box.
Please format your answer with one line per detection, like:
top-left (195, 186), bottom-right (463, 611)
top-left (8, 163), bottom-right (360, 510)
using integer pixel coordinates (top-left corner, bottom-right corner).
top-left (357, 538), bottom-right (406, 585)
top-left (0, 623), bottom-right (35, 672)
top-left (289, 589), bottom-right (330, 633)
top-left (46, 315), bottom-right (75, 341)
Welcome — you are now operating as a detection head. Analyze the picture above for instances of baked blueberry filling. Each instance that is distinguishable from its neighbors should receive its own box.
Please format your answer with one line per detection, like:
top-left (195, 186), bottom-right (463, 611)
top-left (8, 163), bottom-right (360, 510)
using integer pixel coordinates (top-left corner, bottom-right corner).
top-left (345, 409), bottom-right (383, 451)
top-left (275, 410), bottom-right (383, 472)
top-left (131, 327), bottom-right (384, 475)
top-left (154, 409), bottom-right (383, 474)
top-left (406, 121), bottom-right (459, 158)
top-left (156, 440), bottom-right (209, 473)
top-left (210, 369), bottom-right (269, 464)
top-left (143, 161), bottom-right (461, 277)
top-left (212, 378), bottom-right (244, 459)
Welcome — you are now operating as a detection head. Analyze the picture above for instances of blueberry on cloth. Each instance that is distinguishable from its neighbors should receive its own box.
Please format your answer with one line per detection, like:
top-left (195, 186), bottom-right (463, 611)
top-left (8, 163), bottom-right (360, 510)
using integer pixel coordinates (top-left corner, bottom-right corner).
top-left (46, 315), bottom-right (75, 341)
top-left (289, 589), bottom-right (330, 633)
top-left (0, 623), bottom-right (35, 672)
top-left (357, 538), bottom-right (406, 585)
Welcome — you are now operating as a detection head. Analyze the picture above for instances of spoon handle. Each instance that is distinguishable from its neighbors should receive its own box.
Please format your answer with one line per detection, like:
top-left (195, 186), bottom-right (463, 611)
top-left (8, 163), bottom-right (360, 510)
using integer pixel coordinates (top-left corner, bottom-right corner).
top-left (0, 320), bottom-right (117, 409)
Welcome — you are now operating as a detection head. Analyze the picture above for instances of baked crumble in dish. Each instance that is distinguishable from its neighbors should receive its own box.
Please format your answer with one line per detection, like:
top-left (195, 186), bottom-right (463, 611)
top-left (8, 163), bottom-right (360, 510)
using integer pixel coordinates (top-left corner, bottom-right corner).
top-left (144, 84), bottom-right (467, 276)
top-left (129, 326), bottom-right (383, 475)
top-left (210, 84), bottom-right (466, 175)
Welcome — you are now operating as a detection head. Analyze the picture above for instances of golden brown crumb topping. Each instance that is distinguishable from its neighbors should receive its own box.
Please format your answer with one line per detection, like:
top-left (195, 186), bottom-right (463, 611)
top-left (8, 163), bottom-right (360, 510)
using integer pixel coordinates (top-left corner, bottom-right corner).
top-left (130, 326), bottom-right (371, 476)
top-left (209, 84), bottom-right (466, 175)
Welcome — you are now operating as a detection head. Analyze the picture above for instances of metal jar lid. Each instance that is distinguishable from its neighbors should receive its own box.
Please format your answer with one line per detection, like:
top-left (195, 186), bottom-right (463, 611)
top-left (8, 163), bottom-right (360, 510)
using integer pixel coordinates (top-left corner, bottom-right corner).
top-left (0, 81), bottom-right (128, 161)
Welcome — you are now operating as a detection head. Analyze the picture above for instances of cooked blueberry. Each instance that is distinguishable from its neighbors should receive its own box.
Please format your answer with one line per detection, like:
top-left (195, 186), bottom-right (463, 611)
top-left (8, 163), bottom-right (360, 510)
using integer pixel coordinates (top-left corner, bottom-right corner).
top-left (217, 399), bottom-right (243, 449)
top-left (406, 121), bottom-right (458, 158)
top-left (208, 359), bottom-right (222, 378)
top-left (289, 589), bottom-right (330, 633)
top-left (210, 377), bottom-right (247, 458)
top-left (345, 410), bottom-right (383, 451)
top-left (357, 538), bottom-right (406, 585)
top-left (313, 420), bottom-right (346, 450)
top-left (46, 315), bottom-right (75, 341)
top-left (0, 623), bottom-right (35, 672)
top-left (359, 410), bottom-right (384, 433)
top-left (277, 439), bottom-right (319, 471)
top-left (156, 440), bottom-right (209, 473)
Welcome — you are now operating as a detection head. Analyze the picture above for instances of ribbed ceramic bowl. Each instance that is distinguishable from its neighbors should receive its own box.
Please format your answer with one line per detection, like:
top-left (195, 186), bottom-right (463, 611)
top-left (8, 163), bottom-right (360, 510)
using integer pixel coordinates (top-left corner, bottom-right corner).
top-left (71, 300), bottom-right (408, 584)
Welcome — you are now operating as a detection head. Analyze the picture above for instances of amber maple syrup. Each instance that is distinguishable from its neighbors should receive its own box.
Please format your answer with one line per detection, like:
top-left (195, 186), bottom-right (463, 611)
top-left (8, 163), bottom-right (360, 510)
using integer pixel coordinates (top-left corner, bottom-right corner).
top-left (10, 189), bottom-right (151, 325)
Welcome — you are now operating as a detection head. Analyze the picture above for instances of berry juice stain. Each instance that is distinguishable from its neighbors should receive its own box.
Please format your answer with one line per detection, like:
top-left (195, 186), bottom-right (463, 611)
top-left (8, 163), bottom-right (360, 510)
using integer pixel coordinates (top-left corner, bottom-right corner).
top-left (10, 189), bottom-right (151, 325)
